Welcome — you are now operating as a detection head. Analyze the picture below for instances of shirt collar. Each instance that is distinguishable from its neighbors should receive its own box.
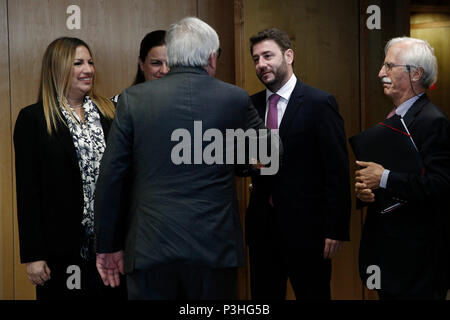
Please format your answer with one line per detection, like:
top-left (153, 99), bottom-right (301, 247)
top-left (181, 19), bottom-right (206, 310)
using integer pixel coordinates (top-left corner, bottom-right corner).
top-left (266, 74), bottom-right (297, 102)
top-left (396, 93), bottom-right (424, 118)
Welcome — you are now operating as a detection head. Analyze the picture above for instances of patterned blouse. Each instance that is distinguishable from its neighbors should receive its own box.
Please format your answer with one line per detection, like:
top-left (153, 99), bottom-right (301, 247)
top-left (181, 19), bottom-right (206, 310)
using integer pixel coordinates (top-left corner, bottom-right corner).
top-left (60, 96), bottom-right (106, 261)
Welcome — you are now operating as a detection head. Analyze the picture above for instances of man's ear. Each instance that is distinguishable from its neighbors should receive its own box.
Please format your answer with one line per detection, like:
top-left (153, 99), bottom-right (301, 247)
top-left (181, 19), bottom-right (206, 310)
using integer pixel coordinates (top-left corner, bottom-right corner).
top-left (412, 67), bottom-right (424, 82)
top-left (205, 52), bottom-right (217, 77)
top-left (284, 48), bottom-right (294, 65)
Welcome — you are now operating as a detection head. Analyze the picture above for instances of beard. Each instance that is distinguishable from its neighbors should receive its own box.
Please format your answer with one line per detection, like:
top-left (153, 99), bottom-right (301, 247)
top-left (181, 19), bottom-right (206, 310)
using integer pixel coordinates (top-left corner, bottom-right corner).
top-left (257, 59), bottom-right (289, 92)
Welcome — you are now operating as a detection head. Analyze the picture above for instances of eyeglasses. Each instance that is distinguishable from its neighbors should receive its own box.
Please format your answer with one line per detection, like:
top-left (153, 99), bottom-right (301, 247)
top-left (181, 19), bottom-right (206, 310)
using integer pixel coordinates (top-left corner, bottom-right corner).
top-left (216, 47), bottom-right (222, 59)
top-left (381, 62), bottom-right (418, 72)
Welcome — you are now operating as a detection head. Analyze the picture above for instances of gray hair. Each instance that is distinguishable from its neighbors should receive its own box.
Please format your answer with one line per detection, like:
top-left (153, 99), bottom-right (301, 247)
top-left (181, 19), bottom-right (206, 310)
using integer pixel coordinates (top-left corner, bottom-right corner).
top-left (385, 37), bottom-right (438, 89)
top-left (166, 17), bottom-right (220, 68)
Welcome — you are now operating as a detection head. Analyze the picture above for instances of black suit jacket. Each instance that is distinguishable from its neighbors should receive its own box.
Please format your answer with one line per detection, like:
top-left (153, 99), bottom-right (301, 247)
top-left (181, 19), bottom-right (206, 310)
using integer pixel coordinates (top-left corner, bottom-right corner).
top-left (245, 79), bottom-right (351, 254)
top-left (359, 94), bottom-right (450, 297)
top-left (95, 66), bottom-right (266, 273)
top-left (13, 101), bottom-right (112, 263)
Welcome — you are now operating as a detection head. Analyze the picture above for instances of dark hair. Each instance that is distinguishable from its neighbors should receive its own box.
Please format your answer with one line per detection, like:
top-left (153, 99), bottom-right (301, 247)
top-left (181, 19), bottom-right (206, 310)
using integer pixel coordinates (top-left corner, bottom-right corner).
top-left (249, 28), bottom-right (292, 55)
top-left (133, 30), bottom-right (166, 85)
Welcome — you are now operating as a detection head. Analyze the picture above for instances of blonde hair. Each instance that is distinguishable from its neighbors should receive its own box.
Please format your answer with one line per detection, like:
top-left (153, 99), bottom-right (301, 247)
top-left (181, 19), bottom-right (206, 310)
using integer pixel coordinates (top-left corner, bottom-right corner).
top-left (38, 37), bottom-right (115, 134)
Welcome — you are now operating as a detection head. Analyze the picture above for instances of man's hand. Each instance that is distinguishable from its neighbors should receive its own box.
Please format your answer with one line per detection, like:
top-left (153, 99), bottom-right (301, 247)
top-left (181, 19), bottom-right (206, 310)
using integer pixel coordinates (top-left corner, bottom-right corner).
top-left (355, 161), bottom-right (384, 190)
top-left (323, 239), bottom-right (343, 259)
top-left (26, 260), bottom-right (51, 286)
top-left (96, 251), bottom-right (124, 288)
top-left (355, 182), bottom-right (375, 202)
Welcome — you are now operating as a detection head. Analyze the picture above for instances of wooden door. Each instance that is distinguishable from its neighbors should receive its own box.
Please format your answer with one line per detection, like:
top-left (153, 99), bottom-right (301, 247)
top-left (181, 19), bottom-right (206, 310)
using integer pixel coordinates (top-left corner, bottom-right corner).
top-left (0, 0), bottom-right (14, 300)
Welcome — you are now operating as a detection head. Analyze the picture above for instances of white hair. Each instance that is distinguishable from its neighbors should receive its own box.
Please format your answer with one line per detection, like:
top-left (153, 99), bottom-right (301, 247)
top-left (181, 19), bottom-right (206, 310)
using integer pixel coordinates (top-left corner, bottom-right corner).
top-left (385, 37), bottom-right (438, 89)
top-left (166, 17), bottom-right (220, 68)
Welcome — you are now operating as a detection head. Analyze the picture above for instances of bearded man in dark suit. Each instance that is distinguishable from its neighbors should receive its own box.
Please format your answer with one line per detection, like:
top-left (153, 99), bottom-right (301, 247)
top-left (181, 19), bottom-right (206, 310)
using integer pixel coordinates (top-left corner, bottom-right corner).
top-left (245, 28), bottom-right (351, 300)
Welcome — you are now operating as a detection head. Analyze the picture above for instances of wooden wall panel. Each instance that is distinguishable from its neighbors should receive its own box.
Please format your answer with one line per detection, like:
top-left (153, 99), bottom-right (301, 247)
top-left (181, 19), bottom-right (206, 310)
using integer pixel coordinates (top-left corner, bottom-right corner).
top-left (7, 0), bottom-right (197, 300)
top-left (2, 0), bottom-right (423, 301)
top-left (360, 0), bottom-right (411, 131)
top-left (241, 0), bottom-right (362, 299)
top-left (0, 0), bottom-right (14, 300)
top-left (359, 0), bottom-right (410, 300)
top-left (8, 0), bottom-right (197, 116)
top-left (198, 0), bottom-right (236, 84)
top-left (411, 13), bottom-right (450, 117)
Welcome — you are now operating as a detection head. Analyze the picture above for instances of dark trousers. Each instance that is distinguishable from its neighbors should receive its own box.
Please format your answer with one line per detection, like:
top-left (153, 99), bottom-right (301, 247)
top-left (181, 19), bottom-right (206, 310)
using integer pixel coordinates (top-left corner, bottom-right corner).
top-left (249, 231), bottom-right (331, 300)
top-left (127, 263), bottom-right (238, 300)
top-left (36, 258), bottom-right (127, 300)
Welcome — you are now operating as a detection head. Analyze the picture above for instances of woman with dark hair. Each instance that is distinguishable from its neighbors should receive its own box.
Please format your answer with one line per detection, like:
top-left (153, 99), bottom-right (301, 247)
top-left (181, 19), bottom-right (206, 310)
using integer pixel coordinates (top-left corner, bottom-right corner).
top-left (112, 30), bottom-right (168, 103)
top-left (134, 29), bottom-right (168, 84)
top-left (13, 37), bottom-right (126, 300)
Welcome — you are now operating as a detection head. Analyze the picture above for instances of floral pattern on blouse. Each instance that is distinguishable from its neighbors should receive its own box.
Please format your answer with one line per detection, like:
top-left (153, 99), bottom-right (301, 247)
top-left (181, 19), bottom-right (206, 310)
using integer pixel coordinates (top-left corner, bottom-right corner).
top-left (60, 96), bottom-right (106, 261)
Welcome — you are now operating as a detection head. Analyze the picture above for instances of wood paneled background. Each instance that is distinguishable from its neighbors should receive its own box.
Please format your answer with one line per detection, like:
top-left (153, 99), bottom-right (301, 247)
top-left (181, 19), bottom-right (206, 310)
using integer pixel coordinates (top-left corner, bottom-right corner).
top-left (411, 12), bottom-right (450, 117)
top-left (0, 0), bottom-right (14, 301)
top-left (1, 0), bottom-right (448, 300)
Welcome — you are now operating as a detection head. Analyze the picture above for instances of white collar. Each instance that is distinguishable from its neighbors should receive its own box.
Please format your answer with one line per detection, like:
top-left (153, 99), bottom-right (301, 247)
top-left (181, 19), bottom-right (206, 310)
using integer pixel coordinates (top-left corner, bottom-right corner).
top-left (266, 74), bottom-right (297, 102)
top-left (396, 92), bottom-right (424, 118)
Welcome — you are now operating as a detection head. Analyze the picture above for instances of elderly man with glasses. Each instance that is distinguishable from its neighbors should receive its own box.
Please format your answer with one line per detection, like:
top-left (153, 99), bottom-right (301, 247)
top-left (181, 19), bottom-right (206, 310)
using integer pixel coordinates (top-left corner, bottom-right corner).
top-left (355, 37), bottom-right (450, 300)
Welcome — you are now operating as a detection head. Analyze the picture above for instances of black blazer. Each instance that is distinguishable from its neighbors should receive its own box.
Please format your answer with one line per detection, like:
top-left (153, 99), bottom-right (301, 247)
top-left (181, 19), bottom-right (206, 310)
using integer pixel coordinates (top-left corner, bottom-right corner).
top-left (359, 94), bottom-right (450, 297)
top-left (245, 80), bottom-right (351, 253)
top-left (95, 66), bottom-right (266, 273)
top-left (14, 101), bottom-right (112, 263)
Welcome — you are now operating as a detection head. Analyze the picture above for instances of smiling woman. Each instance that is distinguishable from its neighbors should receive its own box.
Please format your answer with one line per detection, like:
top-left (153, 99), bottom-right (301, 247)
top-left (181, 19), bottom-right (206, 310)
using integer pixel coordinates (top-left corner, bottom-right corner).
top-left (135, 30), bottom-right (168, 84)
top-left (111, 30), bottom-right (168, 104)
top-left (67, 46), bottom-right (95, 122)
top-left (13, 37), bottom-right (126, 300)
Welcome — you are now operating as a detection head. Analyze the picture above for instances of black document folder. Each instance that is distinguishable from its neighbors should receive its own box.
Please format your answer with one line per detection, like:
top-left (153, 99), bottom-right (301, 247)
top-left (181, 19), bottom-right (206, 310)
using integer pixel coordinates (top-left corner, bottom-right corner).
top-left (349, 115), bottom-right (423, 213)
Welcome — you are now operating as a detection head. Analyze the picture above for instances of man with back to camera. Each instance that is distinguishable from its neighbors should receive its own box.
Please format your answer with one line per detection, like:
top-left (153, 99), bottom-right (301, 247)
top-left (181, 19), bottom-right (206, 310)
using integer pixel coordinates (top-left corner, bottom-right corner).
top-left (245, 28), bottom-right (351, 300)
top-left (355, 37), bottom-right (450, 299)
top-left (93, 17), bottom-right (275, 299)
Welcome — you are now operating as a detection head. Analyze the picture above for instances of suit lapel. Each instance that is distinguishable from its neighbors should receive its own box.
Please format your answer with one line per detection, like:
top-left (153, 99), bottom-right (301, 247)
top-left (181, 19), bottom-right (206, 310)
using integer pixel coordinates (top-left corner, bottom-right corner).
top-left (279, 80), bottom-right (304, 139)
top-left (402, 94), bottom-right (429, 128)
top-left (252, 90), bottom-right (267, 120)
top-left (54, 117), bottom-right (79, 167)
top-left (99, 113), bottom-right (111, 143)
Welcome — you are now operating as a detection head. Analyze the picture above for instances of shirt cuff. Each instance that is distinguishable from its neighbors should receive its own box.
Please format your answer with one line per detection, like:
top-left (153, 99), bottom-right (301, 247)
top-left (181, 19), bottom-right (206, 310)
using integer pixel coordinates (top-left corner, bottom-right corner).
top-left (380, 169), bottom-right (390, 189)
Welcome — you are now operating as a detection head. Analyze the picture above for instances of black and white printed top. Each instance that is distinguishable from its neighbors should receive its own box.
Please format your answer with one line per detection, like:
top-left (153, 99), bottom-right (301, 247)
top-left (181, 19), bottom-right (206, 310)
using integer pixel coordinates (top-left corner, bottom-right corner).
top-left (60, 96), bottom-right (106, 261)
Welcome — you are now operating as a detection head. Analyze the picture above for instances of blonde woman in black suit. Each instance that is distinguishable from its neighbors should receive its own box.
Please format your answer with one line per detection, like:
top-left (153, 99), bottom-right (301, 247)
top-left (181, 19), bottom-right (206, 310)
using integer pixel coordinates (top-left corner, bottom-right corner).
top-left (13, 37), bottom-right (126, 300)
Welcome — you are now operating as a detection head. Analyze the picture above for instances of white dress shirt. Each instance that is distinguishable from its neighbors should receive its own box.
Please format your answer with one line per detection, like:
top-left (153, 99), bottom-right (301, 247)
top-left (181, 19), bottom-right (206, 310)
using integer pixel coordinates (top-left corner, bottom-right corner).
top-left (264, 74), bottom-right (297, 129)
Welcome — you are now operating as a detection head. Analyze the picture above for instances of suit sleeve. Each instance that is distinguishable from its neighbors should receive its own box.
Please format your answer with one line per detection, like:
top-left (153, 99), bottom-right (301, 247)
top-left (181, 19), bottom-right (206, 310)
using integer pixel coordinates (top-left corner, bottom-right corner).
top-left (244, 96), bottom-right (266, 131)
top-left (13, 109), bottom-right (47, 263)
top-left (385, 116), bottom-right (450, 204)
top-left (95, 91), bottom-right (133, 253)
top-left (235, 96), bottom-right (264, 177)
top-left (316, 95), bottom-right (351, 241)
